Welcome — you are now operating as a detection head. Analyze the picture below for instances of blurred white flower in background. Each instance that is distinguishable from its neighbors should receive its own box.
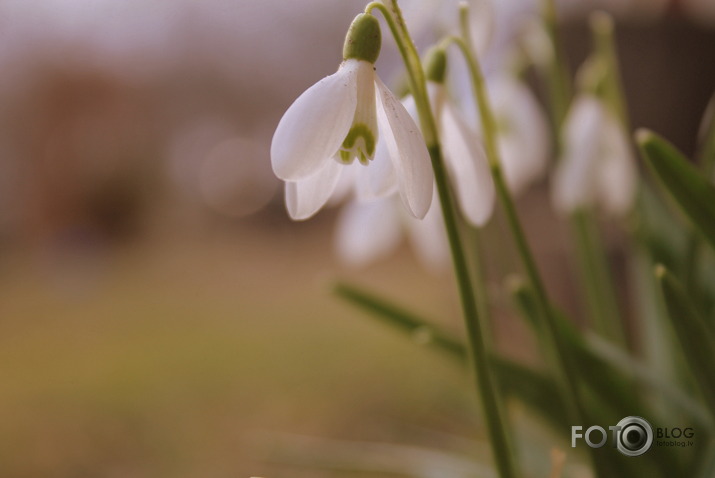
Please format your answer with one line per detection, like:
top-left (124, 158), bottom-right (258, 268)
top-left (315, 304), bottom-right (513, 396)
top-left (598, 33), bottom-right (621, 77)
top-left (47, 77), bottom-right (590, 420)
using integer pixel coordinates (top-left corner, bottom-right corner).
top-left (551, 95), bottom-right (637, 216)
top-left (476, 73), bottom-right (550, 195)
top-left (449, 0), bottom-right (551, 197)
top-left (404, 80), bottom-right (495, 227)
top-left (335, 190), bottom-right (450, 271)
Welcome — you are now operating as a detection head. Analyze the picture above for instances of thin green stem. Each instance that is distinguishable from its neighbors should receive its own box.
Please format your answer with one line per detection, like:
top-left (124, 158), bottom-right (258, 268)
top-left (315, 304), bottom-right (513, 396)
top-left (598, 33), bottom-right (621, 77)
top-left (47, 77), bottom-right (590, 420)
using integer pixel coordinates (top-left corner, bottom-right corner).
top-left (430, 145), bottom-right (518, 478)
top-left (470, 228), bottom-right (494, 343)
top-left (367, 3), bottom-right (518, 477)
top-left (540, 0), bottom-right (571, 129)
top-left (365, 1), bottom-right (435, 147)
top-left (571, 210), bottom-right (626, 345)
top-left (591, 12), bottom-right (629, 127)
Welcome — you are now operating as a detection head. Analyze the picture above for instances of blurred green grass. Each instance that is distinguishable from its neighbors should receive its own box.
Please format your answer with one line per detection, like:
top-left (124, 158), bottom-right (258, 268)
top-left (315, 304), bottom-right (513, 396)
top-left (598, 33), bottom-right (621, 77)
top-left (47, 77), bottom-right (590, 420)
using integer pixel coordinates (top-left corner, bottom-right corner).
top-left (0, 223), bottom-right (482, 477)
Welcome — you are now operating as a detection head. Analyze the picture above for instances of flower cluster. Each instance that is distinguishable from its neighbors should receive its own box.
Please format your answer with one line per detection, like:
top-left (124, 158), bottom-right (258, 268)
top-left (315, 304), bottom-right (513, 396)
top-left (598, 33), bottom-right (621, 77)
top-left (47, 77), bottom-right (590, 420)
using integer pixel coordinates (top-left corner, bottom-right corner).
top-left (270, 1), bottom-right (638, 269)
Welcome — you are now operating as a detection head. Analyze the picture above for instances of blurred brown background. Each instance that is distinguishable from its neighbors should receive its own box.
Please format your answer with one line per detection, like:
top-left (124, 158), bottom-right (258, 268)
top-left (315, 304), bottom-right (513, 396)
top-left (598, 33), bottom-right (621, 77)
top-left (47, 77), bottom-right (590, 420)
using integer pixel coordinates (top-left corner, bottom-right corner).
top-left (0, 1), bottom-right (713, 477)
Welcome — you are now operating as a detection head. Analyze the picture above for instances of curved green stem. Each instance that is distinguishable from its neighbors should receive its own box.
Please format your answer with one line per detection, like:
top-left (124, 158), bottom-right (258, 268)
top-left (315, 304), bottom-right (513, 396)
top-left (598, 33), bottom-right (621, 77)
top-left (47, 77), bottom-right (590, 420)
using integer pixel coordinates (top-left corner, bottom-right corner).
top-left (365, 1), bottom-right (435, 147)
top-left (367, 3), bottom-right (518, 477)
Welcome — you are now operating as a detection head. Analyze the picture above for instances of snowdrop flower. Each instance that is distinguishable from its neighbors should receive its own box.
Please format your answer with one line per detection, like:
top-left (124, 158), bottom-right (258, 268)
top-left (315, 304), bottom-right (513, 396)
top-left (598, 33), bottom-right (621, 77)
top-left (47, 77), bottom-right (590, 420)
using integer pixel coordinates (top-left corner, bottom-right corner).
top-left (484, 73), bottom-right (550, 195)
top-left (551, 94), bottom-right (637, 216)
top-left (451, 1), bottom-right (551, 196)
top-left (409, 47), bottom-right (495, 226)
top-left (271, 13), bottom-right (433, 220)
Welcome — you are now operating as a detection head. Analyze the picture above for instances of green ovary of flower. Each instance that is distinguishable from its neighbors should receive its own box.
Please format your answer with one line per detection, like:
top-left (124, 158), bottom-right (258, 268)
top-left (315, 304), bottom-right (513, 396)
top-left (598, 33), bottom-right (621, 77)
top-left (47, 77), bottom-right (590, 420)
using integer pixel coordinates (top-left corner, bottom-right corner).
top-left (339, 123), bottom-right (376, 165)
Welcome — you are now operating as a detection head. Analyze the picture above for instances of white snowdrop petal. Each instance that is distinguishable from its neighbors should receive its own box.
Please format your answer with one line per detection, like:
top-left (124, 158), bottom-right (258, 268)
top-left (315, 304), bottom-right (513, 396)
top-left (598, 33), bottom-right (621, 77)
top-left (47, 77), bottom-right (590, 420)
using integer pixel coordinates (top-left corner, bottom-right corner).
top-left (340, 61), bottom-right (379, 164)
top-left (328, 160), bottom-right (358, 206)
top-left (359, 136), bottom-right (398, 200)
top-left (497, 135), bottom-right (526, 192)
top-left (285, 160), bottom-right (342, 220)
top-left (271, 61), bottom-right (359, 181)
top-left (441, 101), bottom-right (495, 226)
top-left (405, 189), bottom-right (450, 272)
top-left (375, 77), bottom-right (434, 218)
top-left (335, 198), bottom-right (402, 266)
top-left (551, 95), bottom-right (605, 214)
top-left (489, 75), bottom-right (549, 195)
top-left (597, 118), bottom-right (637, 216)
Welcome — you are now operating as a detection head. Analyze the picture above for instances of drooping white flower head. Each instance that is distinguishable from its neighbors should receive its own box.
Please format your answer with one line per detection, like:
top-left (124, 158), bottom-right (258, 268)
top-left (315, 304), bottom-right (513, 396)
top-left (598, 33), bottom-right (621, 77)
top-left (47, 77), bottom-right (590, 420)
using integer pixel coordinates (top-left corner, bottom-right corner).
top-left (551, 94), bottom-right (637, 216)
top-left (271, 13), bottom-right (433, 221)
top-left (482, 73), bottom-right (550, 195)
top-left (406, 48), bottom-right (496, 227)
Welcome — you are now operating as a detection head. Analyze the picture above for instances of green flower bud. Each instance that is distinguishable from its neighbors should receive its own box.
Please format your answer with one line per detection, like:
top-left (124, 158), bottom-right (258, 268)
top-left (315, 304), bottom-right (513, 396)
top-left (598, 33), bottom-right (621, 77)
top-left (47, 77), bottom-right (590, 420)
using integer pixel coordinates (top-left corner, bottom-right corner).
top-left (343, 13), bottom-right (381, 64)
top-left (424, 46), bottom-right (447, 84)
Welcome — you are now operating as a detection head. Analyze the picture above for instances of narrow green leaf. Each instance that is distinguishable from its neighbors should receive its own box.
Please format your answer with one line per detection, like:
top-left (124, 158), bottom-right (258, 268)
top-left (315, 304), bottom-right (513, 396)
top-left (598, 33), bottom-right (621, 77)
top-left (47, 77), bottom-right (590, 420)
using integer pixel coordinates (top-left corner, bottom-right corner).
top-left (333, 282), bottom-right (467, 361)
top-left (632, 184), bottom-right (688, 274)
top-left (655, 264), bottom-right (715, 418)
top-left (636, 129), bottom-right (715, 252)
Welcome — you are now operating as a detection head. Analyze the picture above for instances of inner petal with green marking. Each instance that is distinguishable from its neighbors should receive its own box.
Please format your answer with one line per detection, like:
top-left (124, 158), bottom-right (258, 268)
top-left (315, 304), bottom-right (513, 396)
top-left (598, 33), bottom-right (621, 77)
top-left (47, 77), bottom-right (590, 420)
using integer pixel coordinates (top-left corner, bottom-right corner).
top-left (336, 60), bottom-right (379, 166)
top-left (339, 123), bottom-right (376, 165)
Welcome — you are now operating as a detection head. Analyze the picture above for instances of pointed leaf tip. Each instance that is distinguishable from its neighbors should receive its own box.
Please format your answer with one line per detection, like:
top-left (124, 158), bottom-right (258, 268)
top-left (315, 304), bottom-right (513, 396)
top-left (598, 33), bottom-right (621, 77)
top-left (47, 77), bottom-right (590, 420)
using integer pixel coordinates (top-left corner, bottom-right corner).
top-left (635, 128), bottom-right (653, 146)
top-left (654, 263), bottom-right (667, 280)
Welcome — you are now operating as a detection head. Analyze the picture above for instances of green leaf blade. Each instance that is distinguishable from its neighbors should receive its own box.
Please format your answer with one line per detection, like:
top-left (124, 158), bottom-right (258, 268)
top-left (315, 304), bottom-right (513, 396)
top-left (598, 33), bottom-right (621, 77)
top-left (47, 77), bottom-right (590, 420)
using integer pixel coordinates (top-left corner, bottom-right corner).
top-left (636, 129), bottom-right (715, 252)
top-left (655, 264), bottom-right (715, 418)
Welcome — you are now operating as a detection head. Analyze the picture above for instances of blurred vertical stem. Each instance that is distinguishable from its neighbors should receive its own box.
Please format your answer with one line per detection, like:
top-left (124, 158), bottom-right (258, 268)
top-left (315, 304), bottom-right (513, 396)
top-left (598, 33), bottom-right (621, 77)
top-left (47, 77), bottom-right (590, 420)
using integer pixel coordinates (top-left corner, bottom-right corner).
top-left (701, 94), bottom-right (715, 178)
top-left (540, 0), bottom-right (571, 128)
top-left (591, 12), bottom-right (629, 127)
top-left (447, 0), bottom-right (587, 445)
top-left (571, 209), bottom-right (625, 345)
top-left (365, 3), bottom-right (518, 478)
top-left (470, 228), bottom-right (494, 343)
